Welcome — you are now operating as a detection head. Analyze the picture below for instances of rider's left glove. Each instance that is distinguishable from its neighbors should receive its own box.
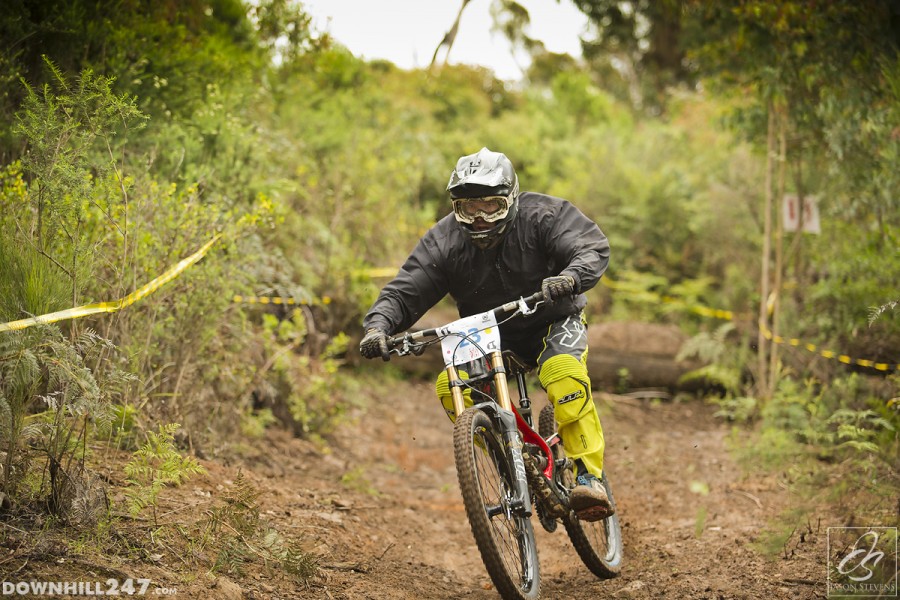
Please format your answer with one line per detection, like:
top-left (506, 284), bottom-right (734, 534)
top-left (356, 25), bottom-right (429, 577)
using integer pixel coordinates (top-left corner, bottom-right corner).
top-left (541, 275), bottom-right (576, 303)
top-left (359, 328), bottom-right (389, 360)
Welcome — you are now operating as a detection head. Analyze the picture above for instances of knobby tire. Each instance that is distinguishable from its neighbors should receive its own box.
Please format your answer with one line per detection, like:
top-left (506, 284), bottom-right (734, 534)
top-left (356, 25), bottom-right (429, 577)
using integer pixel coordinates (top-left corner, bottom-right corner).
top-left (454, 407), bottom-right (540, 600)
top-left (538, 404), bottom-right (623, 579)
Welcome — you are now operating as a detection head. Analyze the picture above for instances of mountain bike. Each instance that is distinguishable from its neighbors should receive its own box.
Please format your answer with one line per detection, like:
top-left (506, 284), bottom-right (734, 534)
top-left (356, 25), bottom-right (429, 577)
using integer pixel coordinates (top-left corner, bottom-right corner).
top-left (382, 291), bottom-right (623, 600)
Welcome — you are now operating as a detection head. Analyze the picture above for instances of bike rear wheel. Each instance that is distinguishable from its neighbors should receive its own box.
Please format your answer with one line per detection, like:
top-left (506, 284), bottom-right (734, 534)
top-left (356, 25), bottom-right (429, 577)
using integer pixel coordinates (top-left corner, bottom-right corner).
top-left (538, 404), bottom-right (623, 579)
top-left (454, 407), bottom-right (540, 600)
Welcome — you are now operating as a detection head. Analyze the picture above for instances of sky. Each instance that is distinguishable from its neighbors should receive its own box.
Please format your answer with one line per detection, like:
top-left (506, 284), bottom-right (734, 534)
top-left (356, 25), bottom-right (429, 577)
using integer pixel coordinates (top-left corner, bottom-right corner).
top-left (301, 0), bottom-right (590, 80)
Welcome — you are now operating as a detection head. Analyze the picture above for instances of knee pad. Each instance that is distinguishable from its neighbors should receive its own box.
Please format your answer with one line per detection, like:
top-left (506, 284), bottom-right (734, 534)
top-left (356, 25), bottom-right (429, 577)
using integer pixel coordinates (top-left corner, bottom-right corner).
top-left (435, 370), bottom-right (472, 423)
top-left (540, 354), bottom-right (605, 476)
top-left (539, 354), bottom-right (592, 426)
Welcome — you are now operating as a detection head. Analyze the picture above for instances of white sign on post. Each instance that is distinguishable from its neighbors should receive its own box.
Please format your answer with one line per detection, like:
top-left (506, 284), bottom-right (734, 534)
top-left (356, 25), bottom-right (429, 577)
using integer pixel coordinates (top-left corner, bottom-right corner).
top-left (783, 194), bottom-right (821, 234)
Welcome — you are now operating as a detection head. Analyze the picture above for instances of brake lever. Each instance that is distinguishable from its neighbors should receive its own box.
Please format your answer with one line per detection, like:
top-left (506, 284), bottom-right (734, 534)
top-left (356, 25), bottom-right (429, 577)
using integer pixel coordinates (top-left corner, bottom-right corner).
top-left (387, 334), bottom-right (426, 358)
top-left (517, 296), bottom-right (542, 316)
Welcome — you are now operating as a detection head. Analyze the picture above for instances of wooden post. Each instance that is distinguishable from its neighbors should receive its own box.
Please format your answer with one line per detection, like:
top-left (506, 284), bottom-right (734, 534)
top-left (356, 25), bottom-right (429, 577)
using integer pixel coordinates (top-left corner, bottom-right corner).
top-left (758, 104), bottom-right (775, 399)
top-left (768, 106), bottom-right (788, 399)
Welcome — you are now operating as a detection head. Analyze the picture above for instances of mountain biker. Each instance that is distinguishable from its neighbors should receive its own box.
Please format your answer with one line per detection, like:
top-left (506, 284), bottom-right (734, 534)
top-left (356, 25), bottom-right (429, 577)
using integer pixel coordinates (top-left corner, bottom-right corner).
top-left (359, 147), bottom-right (613, 521)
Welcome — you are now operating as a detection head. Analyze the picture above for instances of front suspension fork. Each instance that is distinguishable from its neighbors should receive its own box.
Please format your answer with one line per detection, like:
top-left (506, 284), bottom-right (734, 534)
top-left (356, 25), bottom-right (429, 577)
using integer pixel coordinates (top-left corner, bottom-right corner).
top-left (448, 352), bottom-right (532, 516)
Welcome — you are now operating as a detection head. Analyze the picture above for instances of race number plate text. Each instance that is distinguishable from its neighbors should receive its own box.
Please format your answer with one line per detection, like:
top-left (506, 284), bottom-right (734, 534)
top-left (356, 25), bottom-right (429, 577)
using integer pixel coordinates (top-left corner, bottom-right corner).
top-left (438, 311), bottom-right (501, 366)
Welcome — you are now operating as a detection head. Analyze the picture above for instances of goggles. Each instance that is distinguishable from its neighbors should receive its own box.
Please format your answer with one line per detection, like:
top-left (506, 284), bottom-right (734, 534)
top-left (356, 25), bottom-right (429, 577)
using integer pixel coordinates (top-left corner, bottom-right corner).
top-left (451, 195), bottom-right (511, 224)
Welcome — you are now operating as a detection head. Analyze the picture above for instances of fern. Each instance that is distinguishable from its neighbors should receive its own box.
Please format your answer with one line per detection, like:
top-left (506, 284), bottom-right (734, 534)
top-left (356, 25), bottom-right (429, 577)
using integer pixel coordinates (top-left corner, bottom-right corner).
top-left (677, 323), bottom-right (743, 397)
top-left (124, 423), bottom-right (205, 523)
top-left (868, 299), bottom-right (899, 325)
top-left (215, 470), bottom-right (261, 538)
top-left (280, 542), bottom-right (319, 580)
top-left (677, 364), bottom-right (742, 395)
top-left (711, 395), bottom-right (757, 422)
top-left (835, 440), bottom-right (880, 453)
top-left (213, 537), bottom-right (251, 576)
top-left (0, 392), bottom-right (11, 443)
top-left (827, 408), bottom-right (895, 432)
top-left (677, 322), bottom-right (735, 364)
top-left (759, 375), bottom-right (897, 466)
top-left (0, 326), bottom-right (125, 515)
top-left (202, 471), bottom-right (318, 582)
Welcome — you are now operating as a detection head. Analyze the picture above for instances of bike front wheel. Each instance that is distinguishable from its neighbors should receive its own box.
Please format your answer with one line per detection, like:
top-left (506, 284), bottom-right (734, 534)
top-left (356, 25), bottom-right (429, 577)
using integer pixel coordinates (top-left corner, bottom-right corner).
top-left (538, 404), bottom-right (623, 579)
top-left (454, 407), bottom-right (540, 600)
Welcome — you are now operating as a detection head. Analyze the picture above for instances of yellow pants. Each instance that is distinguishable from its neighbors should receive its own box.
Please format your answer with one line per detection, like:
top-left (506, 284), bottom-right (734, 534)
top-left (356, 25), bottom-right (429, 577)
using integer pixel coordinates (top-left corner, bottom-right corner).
top-left (538, 353), bottom-right (605, 478)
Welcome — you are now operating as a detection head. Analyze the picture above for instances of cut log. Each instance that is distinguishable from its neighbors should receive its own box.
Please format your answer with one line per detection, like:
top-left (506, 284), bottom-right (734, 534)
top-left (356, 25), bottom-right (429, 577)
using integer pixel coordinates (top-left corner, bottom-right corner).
top-left (373, 308), bottom-right (697, 391)
top-left (586, 321), bottom-right (695, 390)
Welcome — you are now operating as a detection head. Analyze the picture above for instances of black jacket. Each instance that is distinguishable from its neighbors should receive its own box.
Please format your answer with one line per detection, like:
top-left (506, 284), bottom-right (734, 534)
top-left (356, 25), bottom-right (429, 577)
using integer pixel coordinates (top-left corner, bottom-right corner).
top-left (363, 192), bottom-right (610, 359)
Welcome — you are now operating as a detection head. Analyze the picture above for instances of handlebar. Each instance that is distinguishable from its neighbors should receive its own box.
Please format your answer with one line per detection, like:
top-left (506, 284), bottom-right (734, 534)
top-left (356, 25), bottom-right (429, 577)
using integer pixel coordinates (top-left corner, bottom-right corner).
top-left (383, 291), bottom-right (547, 361)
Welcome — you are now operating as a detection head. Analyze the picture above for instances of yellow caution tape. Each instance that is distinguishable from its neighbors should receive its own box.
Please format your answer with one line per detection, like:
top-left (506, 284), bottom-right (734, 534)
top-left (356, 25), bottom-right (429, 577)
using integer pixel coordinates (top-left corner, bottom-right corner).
top-left (232, 295), bottom-right (332, 306)
top-left (602, 276), bottom-right (736, 321)
top-left (604, 276), bottom-right (896, 372)
top-left (357, 267), bottom-right (398, 279)
top-left (358, 268), bottom-right (896, 373)
top-left (661, 295), bottom-right (734, 321)
top-left (0, 235), bottom-right (221, 333)
top-left (759, 319), bottom-right (898, 372)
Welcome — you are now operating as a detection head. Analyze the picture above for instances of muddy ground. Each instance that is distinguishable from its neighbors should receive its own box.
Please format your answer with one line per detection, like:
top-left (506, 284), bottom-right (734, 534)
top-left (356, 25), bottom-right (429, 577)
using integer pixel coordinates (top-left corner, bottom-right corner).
top-left (242, 379), bottom-right (826, 599)
top-left (3, 377), bottom-right (832, 599)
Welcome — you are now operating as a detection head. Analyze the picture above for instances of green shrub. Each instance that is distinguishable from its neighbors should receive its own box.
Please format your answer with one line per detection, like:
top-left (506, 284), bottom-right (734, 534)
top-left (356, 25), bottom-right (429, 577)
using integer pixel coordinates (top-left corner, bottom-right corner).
top-left (0, 326), bottom-right (127, 518)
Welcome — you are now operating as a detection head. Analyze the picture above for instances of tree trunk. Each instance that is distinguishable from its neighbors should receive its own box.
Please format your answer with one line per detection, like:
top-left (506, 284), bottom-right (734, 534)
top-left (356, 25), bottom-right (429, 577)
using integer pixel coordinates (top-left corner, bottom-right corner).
top-left (430, 0), bottom-right (472, 69)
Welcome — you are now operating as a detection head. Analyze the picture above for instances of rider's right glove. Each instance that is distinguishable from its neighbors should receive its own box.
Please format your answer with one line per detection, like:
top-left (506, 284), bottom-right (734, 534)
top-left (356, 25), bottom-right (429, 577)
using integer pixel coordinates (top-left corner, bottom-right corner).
top-left (541, 275), bottom-right (576, 303)
top-left (359, 328), bottom-right (389, 360)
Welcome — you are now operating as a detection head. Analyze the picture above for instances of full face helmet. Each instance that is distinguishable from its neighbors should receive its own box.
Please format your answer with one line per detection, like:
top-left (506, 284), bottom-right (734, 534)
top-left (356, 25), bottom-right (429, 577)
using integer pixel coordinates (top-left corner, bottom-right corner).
top-left (447, 147), bottom-right (519, 249)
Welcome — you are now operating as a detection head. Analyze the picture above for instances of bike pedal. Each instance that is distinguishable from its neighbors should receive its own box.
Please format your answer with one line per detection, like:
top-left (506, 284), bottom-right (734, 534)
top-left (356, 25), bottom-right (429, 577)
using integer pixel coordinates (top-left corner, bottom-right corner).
top-left (573, 502), bottom-right (615, 523)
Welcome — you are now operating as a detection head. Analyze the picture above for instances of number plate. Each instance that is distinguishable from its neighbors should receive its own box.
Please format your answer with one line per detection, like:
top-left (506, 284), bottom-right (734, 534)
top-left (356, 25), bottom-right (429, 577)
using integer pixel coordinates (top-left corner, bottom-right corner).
top-left (438, 311), bottom-right (501, 366)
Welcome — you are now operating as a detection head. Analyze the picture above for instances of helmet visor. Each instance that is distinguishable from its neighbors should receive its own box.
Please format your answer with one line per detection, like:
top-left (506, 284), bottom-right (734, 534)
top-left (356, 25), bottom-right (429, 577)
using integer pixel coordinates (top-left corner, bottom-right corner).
top-left (452, 195), bottom-right (510, 224)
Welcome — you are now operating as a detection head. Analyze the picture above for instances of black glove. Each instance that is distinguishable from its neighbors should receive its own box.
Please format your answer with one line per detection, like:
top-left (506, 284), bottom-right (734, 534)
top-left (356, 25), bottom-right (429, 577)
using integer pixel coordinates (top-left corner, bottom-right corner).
top-left (359, 328), bottom-right (389, 360)
top-left (541, 275), bottom-right (576, 303)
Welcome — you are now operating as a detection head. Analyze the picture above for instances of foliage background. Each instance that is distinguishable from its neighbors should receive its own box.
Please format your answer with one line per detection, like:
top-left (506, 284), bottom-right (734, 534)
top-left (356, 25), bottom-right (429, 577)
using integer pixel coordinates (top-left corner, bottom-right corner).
top-left (0, 0), bottom-right (896, 550)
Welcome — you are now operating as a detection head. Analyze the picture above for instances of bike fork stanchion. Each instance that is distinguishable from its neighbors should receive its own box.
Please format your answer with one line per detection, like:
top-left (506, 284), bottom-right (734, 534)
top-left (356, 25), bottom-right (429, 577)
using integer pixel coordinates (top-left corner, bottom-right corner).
top-left (447, 364), bottom-right (467, 417)
top-left (489, 352), bottom-right (512, 412)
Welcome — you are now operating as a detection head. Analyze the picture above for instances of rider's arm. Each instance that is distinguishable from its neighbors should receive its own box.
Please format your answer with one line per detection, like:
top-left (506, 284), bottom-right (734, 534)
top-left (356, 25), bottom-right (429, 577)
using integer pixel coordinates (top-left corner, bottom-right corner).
top-left (363, 231), bottom-right (450, 335)
top-left (544, 200), bottom-right (610, 294)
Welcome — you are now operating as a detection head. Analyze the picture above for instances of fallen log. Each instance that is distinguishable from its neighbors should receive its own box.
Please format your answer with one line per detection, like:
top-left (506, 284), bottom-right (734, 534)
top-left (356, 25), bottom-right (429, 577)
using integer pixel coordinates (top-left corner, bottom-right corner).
top-left (378, 308), bottom-right (698, 391)
top-left (586, 321), bottom-right (695, 391)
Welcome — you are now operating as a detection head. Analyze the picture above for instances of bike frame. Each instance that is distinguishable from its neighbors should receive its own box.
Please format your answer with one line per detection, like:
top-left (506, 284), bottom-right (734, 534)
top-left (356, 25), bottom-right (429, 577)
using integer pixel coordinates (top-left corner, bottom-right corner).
top-left (389, 292), bottom-right (571, 518)
top-left (445, 354), bottom-right (555, 480)
top-left (447, 349), bottom-right (581, 525)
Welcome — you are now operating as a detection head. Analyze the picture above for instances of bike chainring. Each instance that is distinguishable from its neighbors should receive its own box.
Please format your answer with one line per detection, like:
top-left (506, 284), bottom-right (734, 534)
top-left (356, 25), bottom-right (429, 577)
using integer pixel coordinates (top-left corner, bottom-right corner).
top-left (522, 448), bottom-right (569, 521)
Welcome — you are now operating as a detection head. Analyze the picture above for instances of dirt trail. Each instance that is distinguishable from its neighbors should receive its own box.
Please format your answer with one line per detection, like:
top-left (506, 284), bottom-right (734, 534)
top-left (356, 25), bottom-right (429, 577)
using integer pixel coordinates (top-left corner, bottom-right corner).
top-left (5, 375), bottom-right (831, 599)
top-left (244, 378), bottom-right (826, 600)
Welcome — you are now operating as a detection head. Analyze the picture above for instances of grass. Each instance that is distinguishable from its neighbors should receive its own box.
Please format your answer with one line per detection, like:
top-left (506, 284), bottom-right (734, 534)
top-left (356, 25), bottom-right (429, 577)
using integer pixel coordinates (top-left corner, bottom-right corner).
top-left (340, 466), bottom-right (381, 497)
